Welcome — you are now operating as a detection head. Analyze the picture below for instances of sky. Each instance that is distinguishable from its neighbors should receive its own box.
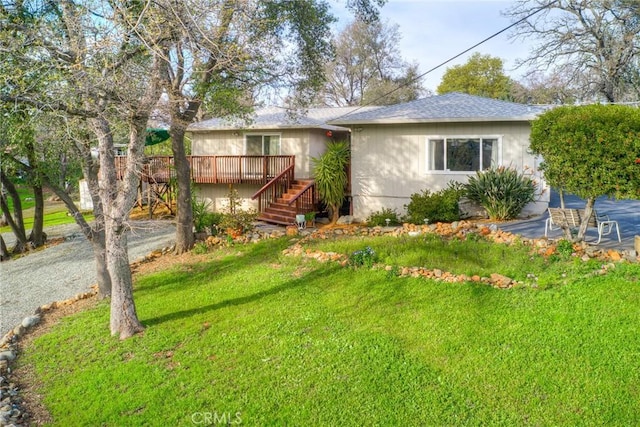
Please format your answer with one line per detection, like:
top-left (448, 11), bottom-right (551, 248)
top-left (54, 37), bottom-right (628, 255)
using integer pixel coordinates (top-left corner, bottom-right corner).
top-left (328, 0), bottom-right (534, 93)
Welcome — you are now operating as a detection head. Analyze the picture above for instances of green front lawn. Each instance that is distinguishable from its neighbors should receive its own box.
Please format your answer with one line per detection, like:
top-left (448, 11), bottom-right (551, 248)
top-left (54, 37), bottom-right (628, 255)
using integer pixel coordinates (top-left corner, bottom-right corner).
top-left (20, 234), bottom-right (640, 425)
top-left (0, 186), bottom-right (93, 234)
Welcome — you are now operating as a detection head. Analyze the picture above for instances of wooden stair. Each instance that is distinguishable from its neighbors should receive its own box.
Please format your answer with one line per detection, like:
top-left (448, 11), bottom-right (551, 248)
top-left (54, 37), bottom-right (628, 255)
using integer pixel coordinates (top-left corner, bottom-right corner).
top-left (257, 179), bottom-right (314, 226)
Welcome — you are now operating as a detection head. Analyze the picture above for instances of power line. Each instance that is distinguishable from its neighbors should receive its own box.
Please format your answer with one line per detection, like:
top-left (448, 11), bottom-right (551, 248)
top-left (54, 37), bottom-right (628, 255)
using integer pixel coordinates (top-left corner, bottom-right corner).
top-left (331, 0), bottom-right (561, 121)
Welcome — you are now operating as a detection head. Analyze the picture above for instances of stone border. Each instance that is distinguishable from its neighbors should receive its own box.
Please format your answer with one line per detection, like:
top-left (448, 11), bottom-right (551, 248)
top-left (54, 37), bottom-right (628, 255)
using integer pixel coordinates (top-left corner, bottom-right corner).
top-left (283, 221), bottom-right (636, 289)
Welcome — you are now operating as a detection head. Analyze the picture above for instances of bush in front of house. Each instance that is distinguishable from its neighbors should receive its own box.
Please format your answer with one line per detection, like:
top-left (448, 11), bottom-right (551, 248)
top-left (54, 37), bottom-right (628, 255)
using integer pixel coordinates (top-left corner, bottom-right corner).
top-left (464, 166), bottom-right (536, 220)
top-left (366, 208), bottom-right (402, 227)
top-left (404, 182), bottom-right (465, 224)
top-left (220, 187), bottom-right (258, 235)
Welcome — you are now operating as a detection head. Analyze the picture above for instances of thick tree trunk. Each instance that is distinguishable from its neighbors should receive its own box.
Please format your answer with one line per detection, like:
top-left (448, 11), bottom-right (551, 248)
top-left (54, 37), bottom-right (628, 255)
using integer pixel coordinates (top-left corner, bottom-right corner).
top-left (94, 114), bottom-right (147, 339)
top-left (91, 229), bottom-right (111, 298)
top-left (170, 125), bottom-right (194, 254)
top-left (28, 184), bottom-right (46, 247)
top-left (106, 217), bottom-right (143, 339)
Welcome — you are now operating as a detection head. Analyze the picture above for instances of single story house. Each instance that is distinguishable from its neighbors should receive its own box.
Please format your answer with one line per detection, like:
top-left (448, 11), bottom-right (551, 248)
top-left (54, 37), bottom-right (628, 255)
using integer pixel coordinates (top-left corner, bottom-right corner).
top-left (327, 92), bottom-right (549, 220)
top-left (186, 92), bottom-right (548, 224)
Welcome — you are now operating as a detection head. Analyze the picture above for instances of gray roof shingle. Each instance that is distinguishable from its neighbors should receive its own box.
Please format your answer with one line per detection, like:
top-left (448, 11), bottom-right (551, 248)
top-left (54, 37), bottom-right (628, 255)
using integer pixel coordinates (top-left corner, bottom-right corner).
top-left (188, 106), bottom-right (380, 132)
top-left (329, 92), bottom-right (544, 125)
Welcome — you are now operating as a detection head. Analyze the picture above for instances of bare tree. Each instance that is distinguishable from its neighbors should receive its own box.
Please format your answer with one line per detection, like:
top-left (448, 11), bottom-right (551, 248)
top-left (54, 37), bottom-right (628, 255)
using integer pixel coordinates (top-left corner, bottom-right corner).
top-left (1, 0), bottom-right (163, 338)
top-left (319, 19), bottom-right (426, 106)
top-left (507, 0), bottom-right (640, 103)
top-left (510, 68), bottom-right (579, 104)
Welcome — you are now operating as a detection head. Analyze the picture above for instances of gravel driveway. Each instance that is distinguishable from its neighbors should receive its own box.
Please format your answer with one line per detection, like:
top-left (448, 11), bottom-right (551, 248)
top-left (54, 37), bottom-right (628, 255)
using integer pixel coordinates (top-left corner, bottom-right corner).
top-left (0, 220), bottom-right (176, 336)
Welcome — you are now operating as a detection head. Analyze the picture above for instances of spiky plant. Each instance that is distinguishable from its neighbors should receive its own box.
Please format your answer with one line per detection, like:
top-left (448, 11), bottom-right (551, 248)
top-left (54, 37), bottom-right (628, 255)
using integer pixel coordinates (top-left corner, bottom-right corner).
top-left (465, 166), bottom-right (536, 220)
top-left (312, 141), bottom-right (350, 224)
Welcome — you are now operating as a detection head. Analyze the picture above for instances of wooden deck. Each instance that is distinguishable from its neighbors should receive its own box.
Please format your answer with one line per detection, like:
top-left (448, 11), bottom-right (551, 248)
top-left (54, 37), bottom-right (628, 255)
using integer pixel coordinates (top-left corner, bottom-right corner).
top-left (115, 155), bottom-right (295, 185)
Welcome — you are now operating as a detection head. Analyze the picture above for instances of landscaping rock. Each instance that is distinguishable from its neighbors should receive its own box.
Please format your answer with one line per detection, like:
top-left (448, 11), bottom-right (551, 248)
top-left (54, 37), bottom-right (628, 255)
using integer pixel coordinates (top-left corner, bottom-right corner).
top-left (490, 273), bottom-right (513, 288)
top-left (336, 215), bottom-right (355, 225)
top-left (0, 352), bottom-right (16, 363)
top-left (20, 316), bottom-right (40, 329)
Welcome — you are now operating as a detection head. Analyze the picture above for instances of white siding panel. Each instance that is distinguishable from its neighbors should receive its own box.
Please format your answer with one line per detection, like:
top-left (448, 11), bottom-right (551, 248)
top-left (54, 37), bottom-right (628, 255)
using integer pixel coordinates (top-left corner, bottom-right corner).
top-left (196, 184), bottom-right (260, 213)
top-left (351, 122), bottom-right (548, 220)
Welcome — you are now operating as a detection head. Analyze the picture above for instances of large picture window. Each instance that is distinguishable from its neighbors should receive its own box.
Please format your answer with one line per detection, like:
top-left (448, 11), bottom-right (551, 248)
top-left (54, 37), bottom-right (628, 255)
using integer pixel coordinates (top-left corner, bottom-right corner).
top-left (427, 137), bottom-right (499, 172)
top-left (245, 134), bottom-right (281, 155)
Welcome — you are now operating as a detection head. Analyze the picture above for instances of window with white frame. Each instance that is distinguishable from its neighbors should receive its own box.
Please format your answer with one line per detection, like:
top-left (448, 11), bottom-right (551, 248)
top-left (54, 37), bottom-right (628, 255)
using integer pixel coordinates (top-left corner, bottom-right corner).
top-left (427, 137), bottom-right (499, 172)
top-left (245, 134), bottom-right (281, 155)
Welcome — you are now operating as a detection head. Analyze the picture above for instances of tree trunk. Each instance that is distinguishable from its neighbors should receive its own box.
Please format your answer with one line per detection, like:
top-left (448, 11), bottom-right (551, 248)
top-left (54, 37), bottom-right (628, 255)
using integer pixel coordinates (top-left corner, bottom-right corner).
top-left (577, 197), bottom-right (595, 242)
top-left (25, 141), bottom-right (46, 247)
top-left (28, 184), bottom-right (46, 247)
top-left (0, 171), bottom-right (28, 253)
top-left (0, 234), bottom-right (9, 261)
top-left (106, 216), bottom-right (143, 339)
top-left (330, 203), bottom-right (340, 224)
top-left (170, 124), bottom-right (194, 254)
top-left (93, 113), bottom-right (147, 339)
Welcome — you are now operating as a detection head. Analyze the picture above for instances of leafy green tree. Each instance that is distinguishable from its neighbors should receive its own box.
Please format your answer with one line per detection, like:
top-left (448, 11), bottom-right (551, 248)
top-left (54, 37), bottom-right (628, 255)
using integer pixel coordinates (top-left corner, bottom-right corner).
top-left (530, 104), bottom-right (640, 241)
top-left (437, 53), bottom-right (514, 99)
top-left (155, 0), bottom-right (339, 253)
top-left (312, 141), bottom-right (350, 224)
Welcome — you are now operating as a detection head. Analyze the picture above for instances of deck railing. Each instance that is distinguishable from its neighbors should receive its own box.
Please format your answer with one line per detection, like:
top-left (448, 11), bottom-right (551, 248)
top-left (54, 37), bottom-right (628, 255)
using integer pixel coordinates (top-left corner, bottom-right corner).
top-left (115, 155), bottom-right (295, 185)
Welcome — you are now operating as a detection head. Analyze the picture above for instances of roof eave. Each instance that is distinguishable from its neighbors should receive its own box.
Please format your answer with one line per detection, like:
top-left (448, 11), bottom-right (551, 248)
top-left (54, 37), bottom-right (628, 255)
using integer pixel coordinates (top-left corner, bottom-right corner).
top-left (187, 124), bottom-right (351, 132)
top-left (329, 116), bottom-right (539, 126)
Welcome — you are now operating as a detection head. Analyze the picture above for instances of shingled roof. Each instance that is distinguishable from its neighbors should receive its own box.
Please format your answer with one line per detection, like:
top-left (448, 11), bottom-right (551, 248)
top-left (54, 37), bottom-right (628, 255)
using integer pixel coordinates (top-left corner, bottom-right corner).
top-left (188, 106), bottom-right (380, 132)
top-left (329, 92), bottom-right (544, 125)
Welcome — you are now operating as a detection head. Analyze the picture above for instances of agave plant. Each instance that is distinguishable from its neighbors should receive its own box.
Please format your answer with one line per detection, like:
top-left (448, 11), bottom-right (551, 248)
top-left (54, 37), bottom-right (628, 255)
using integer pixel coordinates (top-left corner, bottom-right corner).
top-left (465, 166), bottom-right (536, 220)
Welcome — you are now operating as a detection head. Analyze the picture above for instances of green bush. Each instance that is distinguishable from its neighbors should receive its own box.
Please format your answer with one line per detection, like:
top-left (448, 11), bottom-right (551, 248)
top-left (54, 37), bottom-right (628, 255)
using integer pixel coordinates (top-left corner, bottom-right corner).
top-left (192, 195), bottom-right (212, 233)
top-left (464, 166), bottom-right (536, 220)
top-left (192, 242), bottom-right (209, 254)
top-left (204, 212), bottom-right (224, 235)
top-left (220, 187), bottom-right (257, 234)
top-left (404, 182), bottom-right (464, 224)
top-left (556, 239), bottom-right (574, 260)
top-left (367, 208), bottom-right (401, 227)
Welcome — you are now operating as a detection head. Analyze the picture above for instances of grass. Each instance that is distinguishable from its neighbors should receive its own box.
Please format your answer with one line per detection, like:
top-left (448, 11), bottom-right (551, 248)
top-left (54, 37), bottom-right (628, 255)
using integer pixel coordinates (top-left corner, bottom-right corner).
top-left (0, 185), bottom-right (93, 234)
top-left (19, 234), bottom-right (640, 426)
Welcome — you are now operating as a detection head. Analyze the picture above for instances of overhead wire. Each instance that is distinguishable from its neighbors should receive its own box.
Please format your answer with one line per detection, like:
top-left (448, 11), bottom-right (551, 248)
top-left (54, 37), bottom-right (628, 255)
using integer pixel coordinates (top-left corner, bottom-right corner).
top-left (328, 0), bottom-right (561, 122)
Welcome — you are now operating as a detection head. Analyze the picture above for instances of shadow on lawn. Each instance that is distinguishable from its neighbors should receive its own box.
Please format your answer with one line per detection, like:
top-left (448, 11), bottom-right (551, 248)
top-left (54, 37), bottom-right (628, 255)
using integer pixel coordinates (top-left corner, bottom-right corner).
top-left (142, 264), bottom-right (342, 327)
top-left (134, 238), bottom-right (293, 295)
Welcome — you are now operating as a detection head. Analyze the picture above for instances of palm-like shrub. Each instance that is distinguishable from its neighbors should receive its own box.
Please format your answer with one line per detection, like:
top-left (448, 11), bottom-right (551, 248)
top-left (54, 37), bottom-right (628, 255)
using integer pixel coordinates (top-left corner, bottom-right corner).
top-left (464, 166), bottom-right (536, 220)
top-left (312, 141), bottom-right (350, 224)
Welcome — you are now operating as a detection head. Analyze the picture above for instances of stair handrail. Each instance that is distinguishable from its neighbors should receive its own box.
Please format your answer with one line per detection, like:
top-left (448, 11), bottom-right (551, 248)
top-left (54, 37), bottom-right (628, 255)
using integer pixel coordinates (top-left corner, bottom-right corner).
top-left (250, 164), bottom-right (295, 212)
top-left (286, 180), bottom-right (316, 206)
top-left (250, 164), bottom-right (294, 200)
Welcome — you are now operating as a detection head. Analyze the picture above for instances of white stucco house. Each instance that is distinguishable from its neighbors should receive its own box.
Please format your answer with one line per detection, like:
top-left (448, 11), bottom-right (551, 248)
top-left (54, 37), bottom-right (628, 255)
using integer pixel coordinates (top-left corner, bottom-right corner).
top-left (184, 92), bottom-right (548, 224)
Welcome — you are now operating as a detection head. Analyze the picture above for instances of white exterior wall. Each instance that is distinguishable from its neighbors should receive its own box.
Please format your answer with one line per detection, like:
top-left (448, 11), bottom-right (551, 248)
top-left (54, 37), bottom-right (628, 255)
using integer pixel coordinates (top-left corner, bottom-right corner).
top-left (350, 122), bottom-right (549, 221)
top-left (195, 184), bottom-right (260, 212)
